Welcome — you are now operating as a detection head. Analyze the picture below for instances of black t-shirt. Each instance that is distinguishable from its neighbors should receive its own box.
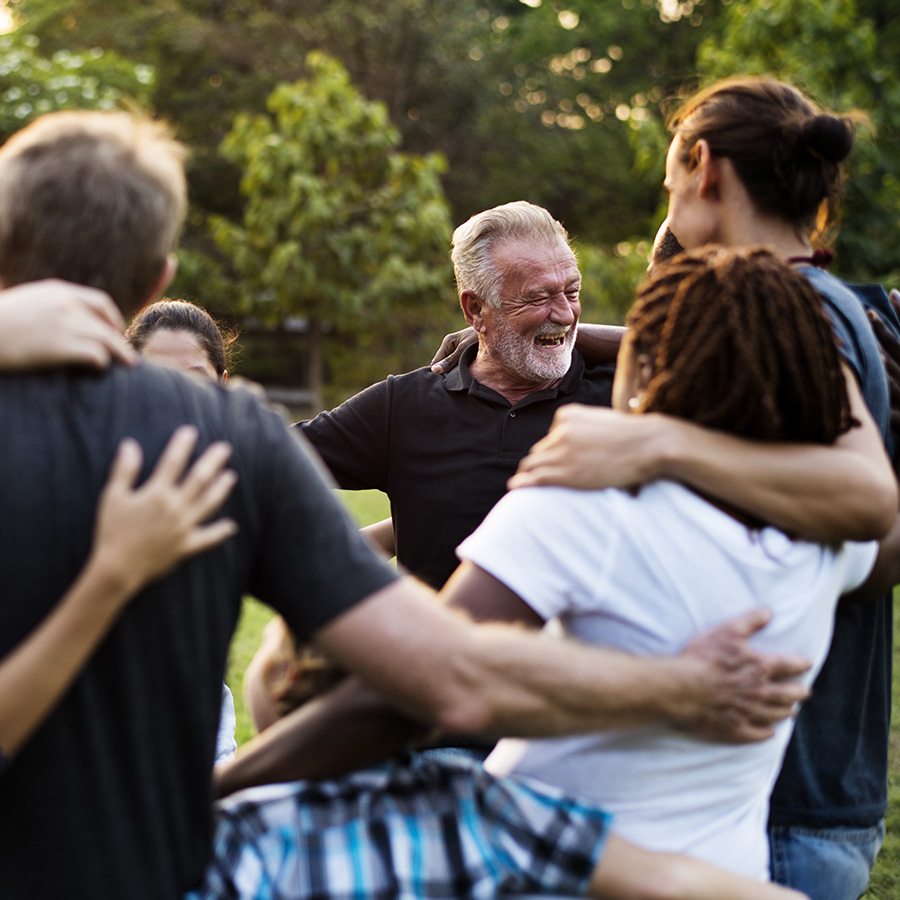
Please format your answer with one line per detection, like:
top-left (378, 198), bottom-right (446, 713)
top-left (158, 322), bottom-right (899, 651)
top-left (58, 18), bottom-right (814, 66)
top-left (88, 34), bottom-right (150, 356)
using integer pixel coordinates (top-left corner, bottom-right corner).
top-left (0, 362), bottom-right (398, 900)
top-left (298, 347), bottom-right (614, 588)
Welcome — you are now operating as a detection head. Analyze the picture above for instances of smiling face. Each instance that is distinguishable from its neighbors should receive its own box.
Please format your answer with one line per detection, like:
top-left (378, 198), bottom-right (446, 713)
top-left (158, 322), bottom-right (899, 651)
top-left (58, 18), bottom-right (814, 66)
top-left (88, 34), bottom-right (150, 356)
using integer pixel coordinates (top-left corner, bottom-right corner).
top-left (481, 237), bottom-right (581, 383)
top-left (140, 327), bottom-right (218, 381)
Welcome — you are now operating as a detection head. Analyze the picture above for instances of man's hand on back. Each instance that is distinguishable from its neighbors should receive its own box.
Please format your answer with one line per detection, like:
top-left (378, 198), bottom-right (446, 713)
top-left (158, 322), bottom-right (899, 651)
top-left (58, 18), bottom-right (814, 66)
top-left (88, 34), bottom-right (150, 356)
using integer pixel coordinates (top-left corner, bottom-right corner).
top-left (672, 607), bottom-right (811, 743)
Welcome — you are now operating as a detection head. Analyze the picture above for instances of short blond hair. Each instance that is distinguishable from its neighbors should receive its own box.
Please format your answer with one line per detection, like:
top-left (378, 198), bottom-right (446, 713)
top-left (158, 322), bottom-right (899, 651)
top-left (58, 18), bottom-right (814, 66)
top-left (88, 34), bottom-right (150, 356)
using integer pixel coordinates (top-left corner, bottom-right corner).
top-left (0, 111), bottom-right (187, 314)
top-left (451, 201), bottom-right (571, 308)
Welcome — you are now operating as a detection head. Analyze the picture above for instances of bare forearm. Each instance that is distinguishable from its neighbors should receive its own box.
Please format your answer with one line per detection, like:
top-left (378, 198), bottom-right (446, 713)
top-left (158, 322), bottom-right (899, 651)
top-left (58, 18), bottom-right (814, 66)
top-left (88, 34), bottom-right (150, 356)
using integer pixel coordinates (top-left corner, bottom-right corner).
top-left (0, 555), bottom-right (133, 757)
top-left (445, 625), bottom-right (707, 737)
top-left (513, 366), bottom-right (896, 542)
top-left (360, 517), bottom-right (395, 558)
top-left (318, 580), bottom-right (806, 749)
top-left (656, 416), bottom-right (897, 542)
top-left (574, 323), bottom-right (625, 365)
top-left (215, 677), bottom-right (432, 798)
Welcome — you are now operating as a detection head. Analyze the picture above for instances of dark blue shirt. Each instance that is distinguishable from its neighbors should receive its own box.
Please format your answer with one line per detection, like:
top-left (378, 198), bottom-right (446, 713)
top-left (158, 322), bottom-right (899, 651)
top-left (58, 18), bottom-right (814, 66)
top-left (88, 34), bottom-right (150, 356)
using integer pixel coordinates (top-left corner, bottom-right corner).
top-left (769, 269), bottom-right (894, 828)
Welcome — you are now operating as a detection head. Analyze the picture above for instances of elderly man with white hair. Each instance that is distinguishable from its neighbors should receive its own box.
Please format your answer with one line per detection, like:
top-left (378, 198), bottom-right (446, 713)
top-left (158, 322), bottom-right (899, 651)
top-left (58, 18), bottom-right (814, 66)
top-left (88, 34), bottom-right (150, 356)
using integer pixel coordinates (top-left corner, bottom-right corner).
top-left (298, 201), bottom-right (616, 590)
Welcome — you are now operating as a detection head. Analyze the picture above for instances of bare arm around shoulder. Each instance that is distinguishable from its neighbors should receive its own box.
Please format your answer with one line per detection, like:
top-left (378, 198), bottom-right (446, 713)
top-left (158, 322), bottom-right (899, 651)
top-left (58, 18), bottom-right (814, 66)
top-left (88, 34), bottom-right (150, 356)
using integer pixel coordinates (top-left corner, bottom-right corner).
top-left (512, 365), bottom-right (897, 543)
top-left (574, 323), bottom-right (626, 365)
top-left (0, 280), bottom-right (137, 370)
top-left (360, 517), bottom-right (395, 558)
top-left (216, 568), bottom-right (809, 796)
top-left (0, 427), bottom-right (237, 760)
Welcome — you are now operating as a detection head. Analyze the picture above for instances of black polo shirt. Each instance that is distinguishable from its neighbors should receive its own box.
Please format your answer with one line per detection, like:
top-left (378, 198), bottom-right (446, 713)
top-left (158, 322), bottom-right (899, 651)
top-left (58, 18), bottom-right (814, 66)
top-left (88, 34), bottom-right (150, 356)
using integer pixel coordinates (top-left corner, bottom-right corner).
top-left (298, 346), bottom-right (614, 588)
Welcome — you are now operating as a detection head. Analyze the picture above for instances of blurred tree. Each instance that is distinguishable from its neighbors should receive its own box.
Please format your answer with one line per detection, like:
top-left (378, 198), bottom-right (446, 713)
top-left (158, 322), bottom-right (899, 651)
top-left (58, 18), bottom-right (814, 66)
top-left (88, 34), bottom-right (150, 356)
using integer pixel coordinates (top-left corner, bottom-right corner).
top-left (16, 0), bottom-right (895, 382)
top-left (211, 52), bottom-right (453, 409)
top-left (0, 31), bottom-right (152, 138)
top-left (15, 0), bottom-right (721, 245)
top-left (463, 0), bottom-right (724, 244)
top-left (576, 239), bottom-right (652, 326)
top-left (694, 0), bottom-right (900, 283)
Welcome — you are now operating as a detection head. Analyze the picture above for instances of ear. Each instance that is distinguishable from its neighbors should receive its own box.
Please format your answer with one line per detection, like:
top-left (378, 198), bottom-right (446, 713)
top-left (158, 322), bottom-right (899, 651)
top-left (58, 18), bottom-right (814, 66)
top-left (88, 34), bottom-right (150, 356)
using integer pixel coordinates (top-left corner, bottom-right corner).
top-left (693, 139), bottom-right (719, 199)
top-left (282, 659), bottom-right (300, 688)
top-left (636, 352), bottom-right (655, 393)
top-left (142, 253), bottom-right (179, 307)
top-left (460, 290), bottom-right (489, 334)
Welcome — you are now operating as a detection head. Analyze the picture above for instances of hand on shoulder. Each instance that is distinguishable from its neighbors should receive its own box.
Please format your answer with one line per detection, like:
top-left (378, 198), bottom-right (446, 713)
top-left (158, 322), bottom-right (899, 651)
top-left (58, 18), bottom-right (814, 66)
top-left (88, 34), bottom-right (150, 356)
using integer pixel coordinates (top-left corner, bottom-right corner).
top-left (0, 279), bottom-right (137, 371)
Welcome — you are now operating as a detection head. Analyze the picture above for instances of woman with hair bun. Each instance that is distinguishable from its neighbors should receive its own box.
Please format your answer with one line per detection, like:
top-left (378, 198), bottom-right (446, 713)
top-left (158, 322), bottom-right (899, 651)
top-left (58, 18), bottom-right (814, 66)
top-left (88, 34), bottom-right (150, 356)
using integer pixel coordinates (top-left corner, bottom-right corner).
top-left (665, 77), bottom-right (858, 251)
top-left (512, 77), bottom-right (896, 900)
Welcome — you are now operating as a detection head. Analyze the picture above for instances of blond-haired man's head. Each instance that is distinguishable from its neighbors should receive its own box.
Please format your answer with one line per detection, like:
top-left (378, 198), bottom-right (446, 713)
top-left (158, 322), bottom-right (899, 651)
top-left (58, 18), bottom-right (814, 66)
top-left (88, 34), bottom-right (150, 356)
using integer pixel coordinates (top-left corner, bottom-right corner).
top-left (0, 111), bottom-right (187, 315)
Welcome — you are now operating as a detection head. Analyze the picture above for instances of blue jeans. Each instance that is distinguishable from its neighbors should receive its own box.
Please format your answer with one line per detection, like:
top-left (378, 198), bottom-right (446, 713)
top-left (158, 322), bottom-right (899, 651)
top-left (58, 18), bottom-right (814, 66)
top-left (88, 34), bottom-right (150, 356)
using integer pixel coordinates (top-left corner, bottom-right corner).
top-left (768, 821), bottom-right (885, 900)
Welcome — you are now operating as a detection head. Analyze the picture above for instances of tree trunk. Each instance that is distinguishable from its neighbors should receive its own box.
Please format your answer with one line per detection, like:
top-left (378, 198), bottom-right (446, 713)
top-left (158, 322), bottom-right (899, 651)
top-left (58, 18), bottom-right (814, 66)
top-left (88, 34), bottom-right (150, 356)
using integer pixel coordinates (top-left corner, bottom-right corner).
top-left (306, 316), bottom-right (324, 413)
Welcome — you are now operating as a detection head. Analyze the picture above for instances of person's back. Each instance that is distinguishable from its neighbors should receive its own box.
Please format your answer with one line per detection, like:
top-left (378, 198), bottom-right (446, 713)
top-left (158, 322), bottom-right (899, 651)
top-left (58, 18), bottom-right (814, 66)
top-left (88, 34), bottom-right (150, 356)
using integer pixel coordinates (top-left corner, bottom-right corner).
top-left (458, 247), bottom-right (877, 881)
top-left (0, 362), bottom-right (398, 899)
top-left (0, 110), bottom-right (399, 900)
top-left (477, 478), bottom-right (873, 879)
top-left (766, 266), bottom-right (894, 835)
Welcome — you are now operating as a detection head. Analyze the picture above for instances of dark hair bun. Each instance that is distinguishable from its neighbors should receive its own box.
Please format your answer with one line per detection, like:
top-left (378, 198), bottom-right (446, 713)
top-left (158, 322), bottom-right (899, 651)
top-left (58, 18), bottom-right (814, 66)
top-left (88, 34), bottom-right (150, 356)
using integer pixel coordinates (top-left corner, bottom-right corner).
top-left (801, 114), bottom-right (854, 164)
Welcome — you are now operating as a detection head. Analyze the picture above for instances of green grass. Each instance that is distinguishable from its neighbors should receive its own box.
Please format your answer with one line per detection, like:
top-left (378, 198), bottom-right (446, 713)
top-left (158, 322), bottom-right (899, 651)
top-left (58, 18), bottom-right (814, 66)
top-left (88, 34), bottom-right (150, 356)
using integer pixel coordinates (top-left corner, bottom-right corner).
top-left (226, 501), bottom-right (900, 888)
top-left (863, 594), bottom-right (900, 897)
top-left (225, 489), bottom-right (390, 746)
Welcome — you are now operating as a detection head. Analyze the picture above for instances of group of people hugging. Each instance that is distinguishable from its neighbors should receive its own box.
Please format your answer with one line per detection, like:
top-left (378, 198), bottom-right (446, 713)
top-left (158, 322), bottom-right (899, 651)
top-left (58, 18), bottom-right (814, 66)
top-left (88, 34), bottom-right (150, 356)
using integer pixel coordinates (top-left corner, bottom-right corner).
top-left (0, 72), bottom-right (897, 900)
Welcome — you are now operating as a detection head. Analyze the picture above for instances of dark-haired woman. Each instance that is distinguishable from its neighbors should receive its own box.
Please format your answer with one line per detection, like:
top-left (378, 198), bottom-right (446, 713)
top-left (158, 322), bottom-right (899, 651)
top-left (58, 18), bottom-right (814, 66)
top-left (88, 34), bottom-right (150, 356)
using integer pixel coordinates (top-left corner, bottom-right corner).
top-left (126, 297), bottom-right (236, 382)
top-left (125, 298), bottom-right (241, 762)
top-left (512, 77), bottom-right (896, 900)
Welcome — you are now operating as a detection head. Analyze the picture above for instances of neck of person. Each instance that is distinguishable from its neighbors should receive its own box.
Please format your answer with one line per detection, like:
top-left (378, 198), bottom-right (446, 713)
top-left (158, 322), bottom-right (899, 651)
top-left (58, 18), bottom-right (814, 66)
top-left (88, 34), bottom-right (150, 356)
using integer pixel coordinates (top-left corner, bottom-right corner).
top-left (719, 205), bottom-right (813, 262)
top-left (470, 350), bottom-right (563, 406)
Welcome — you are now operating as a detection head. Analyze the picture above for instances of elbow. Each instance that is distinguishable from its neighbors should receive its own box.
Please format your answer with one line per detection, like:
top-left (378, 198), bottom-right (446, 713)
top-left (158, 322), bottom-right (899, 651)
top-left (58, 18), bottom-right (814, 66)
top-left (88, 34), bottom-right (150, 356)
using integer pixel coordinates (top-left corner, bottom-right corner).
top-left (823, 455), bottom-right (899, 543)
top-left (432, 697), bottom-right (493, 738)
top-left (854, 470), bottom-right (898, 541)
top-left (423, 649), bottom-right (496, 737)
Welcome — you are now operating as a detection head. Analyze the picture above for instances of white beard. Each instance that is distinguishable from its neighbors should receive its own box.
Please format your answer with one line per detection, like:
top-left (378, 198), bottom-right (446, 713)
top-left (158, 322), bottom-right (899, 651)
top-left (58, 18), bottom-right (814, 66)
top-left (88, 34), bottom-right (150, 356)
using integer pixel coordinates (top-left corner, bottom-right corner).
top-left (488, 317), bottom-right (576, 383)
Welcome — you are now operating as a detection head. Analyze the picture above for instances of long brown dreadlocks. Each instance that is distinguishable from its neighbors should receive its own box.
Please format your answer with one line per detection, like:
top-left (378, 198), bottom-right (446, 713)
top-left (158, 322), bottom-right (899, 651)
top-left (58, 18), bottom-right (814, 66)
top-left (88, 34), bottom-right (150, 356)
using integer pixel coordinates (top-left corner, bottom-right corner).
top-left (627, 246), bottom-right (855, 444)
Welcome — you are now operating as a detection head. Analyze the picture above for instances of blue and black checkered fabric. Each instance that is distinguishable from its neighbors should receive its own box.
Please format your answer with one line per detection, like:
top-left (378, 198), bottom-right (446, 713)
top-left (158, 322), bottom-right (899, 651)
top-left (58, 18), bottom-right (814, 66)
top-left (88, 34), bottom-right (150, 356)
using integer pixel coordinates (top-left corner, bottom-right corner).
top-left (188, 756), bottom-right (610, 899)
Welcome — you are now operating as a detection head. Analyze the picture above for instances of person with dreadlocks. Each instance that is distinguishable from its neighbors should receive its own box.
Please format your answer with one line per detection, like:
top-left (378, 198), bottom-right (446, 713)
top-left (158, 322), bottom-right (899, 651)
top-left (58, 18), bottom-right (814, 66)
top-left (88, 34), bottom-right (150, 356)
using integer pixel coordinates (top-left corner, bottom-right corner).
top-left (194, 247), bottom-right (891, 899)
top-left (509, 77), bottom-right (898, 900)
top-left (461, 246), bottom-right (889, 884)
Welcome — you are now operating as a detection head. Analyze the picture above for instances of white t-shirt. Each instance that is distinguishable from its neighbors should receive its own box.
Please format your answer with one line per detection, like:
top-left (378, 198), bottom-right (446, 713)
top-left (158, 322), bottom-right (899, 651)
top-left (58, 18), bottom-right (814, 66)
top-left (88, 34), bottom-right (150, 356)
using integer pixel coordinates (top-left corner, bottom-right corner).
top-left (457, 481), bottom-right (877, 880)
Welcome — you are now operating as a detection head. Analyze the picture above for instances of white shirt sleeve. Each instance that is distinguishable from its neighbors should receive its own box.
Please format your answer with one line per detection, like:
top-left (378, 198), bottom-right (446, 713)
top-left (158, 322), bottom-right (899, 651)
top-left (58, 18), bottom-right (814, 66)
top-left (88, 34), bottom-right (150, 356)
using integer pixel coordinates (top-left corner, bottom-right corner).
top-left (456, 485), bottom-right (621, 621)
top-left (839, 540), bottom-right (879, 594)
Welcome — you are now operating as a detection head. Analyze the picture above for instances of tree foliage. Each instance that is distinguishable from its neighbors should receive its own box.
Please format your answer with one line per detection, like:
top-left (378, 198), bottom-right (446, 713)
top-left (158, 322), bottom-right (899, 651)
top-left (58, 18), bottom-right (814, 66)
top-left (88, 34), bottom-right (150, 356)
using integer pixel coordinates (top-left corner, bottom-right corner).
top-left (694, 0), bottom-right (900, 283)
top-left (211, 52), bottom-right (453, 404)
top-left (0, 31), bottom-right (152, 138)
top-left (7, 0), bottom-right (900, 390)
